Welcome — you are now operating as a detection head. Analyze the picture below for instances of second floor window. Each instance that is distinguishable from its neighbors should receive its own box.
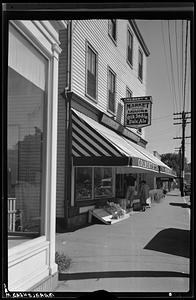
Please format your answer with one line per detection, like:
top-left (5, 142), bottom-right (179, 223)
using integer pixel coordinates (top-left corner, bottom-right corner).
top-left (108, 19), bottom-right (116, 41)
top-left (127, 29), bottom-right (133, 66)
top-left (108, 68), bottom-right (116, 114)
top-left (138, 49), bottom-right (143, 81)
top-left (86, 44), bottom-right (97, 100)
top-left (126, 87), bottom-right (133, 98)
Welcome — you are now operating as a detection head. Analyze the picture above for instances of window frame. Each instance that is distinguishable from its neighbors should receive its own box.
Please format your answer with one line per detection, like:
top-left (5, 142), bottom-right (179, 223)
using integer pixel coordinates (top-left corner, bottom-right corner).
top-left (108, 19), bottom-right (117, 44)
top-left (7, 23), bottom-right (49, 243)
top-left (85, 41), bottom-right (98, 102)
top-left (127, 27), bottom-right (134, 68)
top-left (138, 47), bottom-right (143, 82)
top-left (107, 66), bottom-right (116, 115)
top-left (126, 87), bottom-right (133, 98)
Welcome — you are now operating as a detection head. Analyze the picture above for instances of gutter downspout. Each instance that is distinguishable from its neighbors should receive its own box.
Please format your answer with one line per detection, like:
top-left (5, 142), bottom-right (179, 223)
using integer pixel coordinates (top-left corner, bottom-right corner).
top-left (63, 20), bottom-right (73, 227)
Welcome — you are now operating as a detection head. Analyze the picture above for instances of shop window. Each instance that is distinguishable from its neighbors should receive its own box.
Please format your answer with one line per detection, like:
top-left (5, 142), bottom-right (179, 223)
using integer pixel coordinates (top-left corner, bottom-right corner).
top-left (75, 167), bottom-right (114, 201)
top-left (75, 167), bottom-right (93, 201)
top-left (138, 48), bottom-right (143, 82)
top-left (86, 43), bottom-right (97, 100)
top-left (94, 167), bottom-right (113, 198)
top-left (108, 19), bottom-right (117, 42)
top-left (7, 24), bottom-right (47, 244)
top-left (108, 68), bottom-right (116, 114)
top-left (127, 29), bottom-right (133, 67)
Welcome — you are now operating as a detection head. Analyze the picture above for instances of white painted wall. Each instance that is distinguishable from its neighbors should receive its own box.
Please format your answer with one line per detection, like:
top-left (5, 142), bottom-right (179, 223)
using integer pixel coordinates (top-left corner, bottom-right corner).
top-left (71, 19), bottom-right (148, 139)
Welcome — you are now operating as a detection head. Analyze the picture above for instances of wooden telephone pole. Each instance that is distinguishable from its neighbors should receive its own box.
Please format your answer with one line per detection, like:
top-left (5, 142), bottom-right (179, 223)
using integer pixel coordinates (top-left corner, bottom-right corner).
top-left (173, 111), bottom-right (191, 196)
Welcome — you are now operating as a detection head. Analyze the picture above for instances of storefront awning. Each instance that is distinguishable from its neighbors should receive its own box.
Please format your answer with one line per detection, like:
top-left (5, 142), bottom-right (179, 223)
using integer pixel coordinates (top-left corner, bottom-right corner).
top-left (122, 140), bottom-right (176, 178)
top-left (72, 109), bottom-right (159, 173)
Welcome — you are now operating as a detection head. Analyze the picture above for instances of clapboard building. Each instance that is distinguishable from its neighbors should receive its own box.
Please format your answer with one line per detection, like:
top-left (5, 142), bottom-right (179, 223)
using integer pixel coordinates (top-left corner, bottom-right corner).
top-left (56, 19), bottom-right (173, 229)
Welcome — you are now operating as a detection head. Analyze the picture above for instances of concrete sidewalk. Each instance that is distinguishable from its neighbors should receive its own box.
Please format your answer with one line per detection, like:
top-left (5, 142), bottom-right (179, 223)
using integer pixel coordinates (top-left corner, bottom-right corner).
top-left (55, 189), bottom-right (190, 293)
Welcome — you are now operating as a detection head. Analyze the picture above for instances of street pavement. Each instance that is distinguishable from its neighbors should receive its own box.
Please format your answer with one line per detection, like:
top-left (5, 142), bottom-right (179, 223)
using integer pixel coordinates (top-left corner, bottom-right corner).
top-left (55, 189), bottom-right (190, 293)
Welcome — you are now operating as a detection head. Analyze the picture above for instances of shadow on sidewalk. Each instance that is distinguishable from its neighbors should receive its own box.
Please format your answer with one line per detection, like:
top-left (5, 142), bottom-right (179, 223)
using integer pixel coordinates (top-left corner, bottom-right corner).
top-left (169, 202), bottom-right (191, 208)
top-left (58, 270), bottom-right (189, 281)
top-left (144, 228), bottom-right (190, 258)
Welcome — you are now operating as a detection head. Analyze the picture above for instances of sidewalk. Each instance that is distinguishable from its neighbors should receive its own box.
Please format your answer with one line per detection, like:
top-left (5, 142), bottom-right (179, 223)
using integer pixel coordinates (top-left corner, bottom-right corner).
top-left (55, 189), bottom-right (190, 293)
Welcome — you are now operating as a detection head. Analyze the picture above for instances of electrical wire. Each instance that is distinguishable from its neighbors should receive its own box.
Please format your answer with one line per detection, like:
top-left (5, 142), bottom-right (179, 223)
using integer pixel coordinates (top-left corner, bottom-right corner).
top-left (183, 21), bottom-right (189, 112)
top-left (167, 20), bottom-right (178, 113)
top-left (175, 20), bottom-right (182, 111)
top-left (161, 21), bottom-right (177, 113)
top-left (181, 20), bottom-right (184, 111)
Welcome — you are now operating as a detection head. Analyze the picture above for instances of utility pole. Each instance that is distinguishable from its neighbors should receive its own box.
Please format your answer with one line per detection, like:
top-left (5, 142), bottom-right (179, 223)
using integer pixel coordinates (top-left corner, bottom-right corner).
top-left (173, 111), bottom-right (191, 196)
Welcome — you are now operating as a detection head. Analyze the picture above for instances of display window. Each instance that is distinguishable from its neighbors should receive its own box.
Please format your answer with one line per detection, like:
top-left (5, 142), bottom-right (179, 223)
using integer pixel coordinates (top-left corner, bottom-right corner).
top-left (94, 167), bottom-right (113, 198)
top-left (75, 167), bottom-right (114, 201)
top-left (75, 167), bottom-right (93, 201)
top-left (7, 24), bottom-right (48, 246)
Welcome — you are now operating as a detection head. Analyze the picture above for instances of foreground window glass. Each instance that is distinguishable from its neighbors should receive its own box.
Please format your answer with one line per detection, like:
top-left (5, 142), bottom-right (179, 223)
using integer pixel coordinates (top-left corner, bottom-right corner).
top-left (94, 167), bottom-right (113, 198)
top-left (7, 24), bottom-right (47, 245)
top-left (75, 167), bottom-right (92, 201)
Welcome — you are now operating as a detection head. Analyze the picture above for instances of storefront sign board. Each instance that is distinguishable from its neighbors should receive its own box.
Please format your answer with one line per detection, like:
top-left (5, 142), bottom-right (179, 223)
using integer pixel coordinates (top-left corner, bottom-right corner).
top-left (122, 96), bottom-right (152, 128)
top-left (132, 157), bottom-right (159, 172)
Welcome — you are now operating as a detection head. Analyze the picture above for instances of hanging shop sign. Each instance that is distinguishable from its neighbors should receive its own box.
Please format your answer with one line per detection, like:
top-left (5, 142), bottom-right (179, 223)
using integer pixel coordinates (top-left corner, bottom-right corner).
top-left (121, 96), bottom-right (152, 128)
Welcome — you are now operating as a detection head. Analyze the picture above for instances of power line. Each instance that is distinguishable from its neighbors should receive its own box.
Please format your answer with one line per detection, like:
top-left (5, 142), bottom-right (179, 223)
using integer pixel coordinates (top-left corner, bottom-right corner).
top-left (175, 20), bottom-right (182, 111)
top-left (167, 20), bottom-right (178, 113)
top-left (181, 20), bottom-right (184, 109)
top-left (161, 21), bottom-right (176, 113)
top-left (183, 21), bottom-right (189, 112)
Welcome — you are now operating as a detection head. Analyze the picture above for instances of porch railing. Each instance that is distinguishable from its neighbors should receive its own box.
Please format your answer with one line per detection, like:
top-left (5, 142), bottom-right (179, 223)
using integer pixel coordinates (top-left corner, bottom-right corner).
top-left (8, 198), bottom-right (23, 232)
top-left (8, 198), bottom-right (16, 232)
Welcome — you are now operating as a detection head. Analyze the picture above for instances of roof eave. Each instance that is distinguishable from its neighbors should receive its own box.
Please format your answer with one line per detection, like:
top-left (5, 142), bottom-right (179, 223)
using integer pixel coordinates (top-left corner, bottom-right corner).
top-left (129, 19), bottom-right (150, 57)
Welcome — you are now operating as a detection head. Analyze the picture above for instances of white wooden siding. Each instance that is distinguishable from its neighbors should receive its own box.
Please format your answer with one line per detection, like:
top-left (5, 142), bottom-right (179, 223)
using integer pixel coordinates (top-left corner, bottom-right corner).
top-left (72, 19), bottom-right (148, 139)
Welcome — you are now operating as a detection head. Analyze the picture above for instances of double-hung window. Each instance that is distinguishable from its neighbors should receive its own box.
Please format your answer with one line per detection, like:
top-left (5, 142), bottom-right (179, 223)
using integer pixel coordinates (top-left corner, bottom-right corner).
top-left (108, 19), bottom-right (117, 42)
top-left (138, 48), bottom-right (143, 81)
top-left (86, 43), bottom-right (97, 100)
top-left (127, 29), bottom-right (133, 67)
top-left (108, 68), bottom-right (116, 114)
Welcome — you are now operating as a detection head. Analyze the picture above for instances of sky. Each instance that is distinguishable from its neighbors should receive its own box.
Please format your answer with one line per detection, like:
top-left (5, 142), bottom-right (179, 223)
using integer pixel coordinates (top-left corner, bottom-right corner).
top-left (136, 20), bottom-right (191, 163)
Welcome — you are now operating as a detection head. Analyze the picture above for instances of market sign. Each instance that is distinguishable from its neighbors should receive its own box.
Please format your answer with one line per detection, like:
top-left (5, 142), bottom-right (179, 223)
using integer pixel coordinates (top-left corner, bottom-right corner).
top-left (121, 96), bottom-right (152, 128)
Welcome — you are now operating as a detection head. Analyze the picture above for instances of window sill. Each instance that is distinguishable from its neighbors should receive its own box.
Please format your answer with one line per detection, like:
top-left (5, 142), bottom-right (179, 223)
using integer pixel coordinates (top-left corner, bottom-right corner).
top-left (107, 108), bottom-right (116, 117)
top-left (85, 92), bottom-right (98, 103)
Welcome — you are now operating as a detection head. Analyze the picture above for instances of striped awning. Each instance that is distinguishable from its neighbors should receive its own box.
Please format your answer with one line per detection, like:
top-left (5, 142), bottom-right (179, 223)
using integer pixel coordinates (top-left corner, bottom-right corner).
top-left (72, 109), bottom-right (159, 173)
top-left (122, 138), bottom-right (176, 177)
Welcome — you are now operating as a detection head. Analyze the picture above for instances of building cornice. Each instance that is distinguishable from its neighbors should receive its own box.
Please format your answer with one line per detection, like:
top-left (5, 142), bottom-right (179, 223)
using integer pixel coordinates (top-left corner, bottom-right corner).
top-left (129, 20), bottom-right (150, 57)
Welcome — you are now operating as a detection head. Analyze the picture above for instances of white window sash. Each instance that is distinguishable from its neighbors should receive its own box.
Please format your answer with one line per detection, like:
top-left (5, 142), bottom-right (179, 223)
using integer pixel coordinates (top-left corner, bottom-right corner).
top-left (8, 24), bottom-right (47, 91)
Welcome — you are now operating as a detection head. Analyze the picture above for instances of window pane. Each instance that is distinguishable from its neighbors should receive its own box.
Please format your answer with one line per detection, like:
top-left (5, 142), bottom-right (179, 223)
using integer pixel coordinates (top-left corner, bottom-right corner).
top-left (127, 31), bottom-right (133, 65)
top-left (8, 66), bottom-right (46, 242)
top-left (109, 19), bottom-right (116, 40)
top-left (87, 46), bottom-right (97, 99)
top-left (138, 50), bottom-right (143, 80)
top-left (126, 89), bottom-right (132, 98)
top-left (108, 70), bottom-right (115, 113)
top-left (94, 168), bottom-right (113, 198)
top-left (75, 167), bottom-right (92, 200)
